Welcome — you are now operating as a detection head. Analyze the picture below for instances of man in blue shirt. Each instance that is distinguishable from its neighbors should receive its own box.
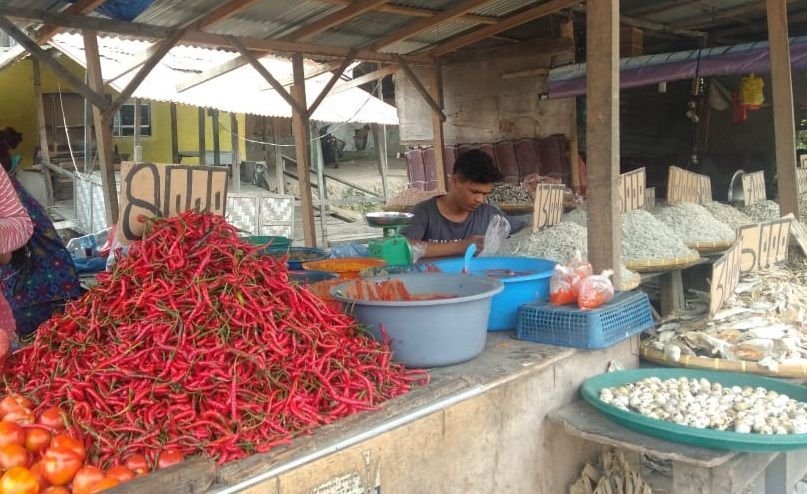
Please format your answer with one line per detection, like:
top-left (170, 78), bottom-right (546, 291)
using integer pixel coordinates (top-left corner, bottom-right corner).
top-left (403, 149), bottom-right (526, 258)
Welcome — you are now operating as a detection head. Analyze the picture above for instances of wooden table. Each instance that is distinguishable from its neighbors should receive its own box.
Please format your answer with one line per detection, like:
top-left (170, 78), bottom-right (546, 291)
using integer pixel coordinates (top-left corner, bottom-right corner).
top-left (548, 400), bottom-right (804, 494)
top-left (639, 254), bottom-right (722, 317)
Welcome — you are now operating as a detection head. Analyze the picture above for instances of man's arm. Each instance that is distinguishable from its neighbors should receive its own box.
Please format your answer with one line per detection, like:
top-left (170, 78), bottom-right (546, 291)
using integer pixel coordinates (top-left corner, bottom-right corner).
top-left (415, 237), bottom-right (482, 259)
top-left (0, 168), bottom-right (32, 258)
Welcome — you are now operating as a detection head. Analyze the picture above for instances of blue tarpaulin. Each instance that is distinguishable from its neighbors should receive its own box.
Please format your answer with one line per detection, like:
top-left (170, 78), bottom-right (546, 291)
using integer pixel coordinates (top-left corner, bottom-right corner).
top-left (65, 0), bottom-right (154, 21)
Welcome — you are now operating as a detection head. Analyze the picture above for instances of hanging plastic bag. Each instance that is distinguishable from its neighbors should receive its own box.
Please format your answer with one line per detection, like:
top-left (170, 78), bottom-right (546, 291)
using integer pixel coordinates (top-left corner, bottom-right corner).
top-left (739, 74), bottom-right (764, 108)
top-left (409, 239), bottom-right (427, 264)
top-left (578, 270), bottom-right (615, 310)
top-left (550, 264), bottom-right (577, 305)
top-left (479, 215), bottom-right (511, 257)
top-left (567, 251), bottom-right (592, 291)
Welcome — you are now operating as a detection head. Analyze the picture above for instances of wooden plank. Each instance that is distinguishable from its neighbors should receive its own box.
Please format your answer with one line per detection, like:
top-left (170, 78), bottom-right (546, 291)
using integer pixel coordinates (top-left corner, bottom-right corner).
top-left (709, 241), bottom-right (741, 318)
top-left (227, 36), bottom-right (307, 117)
top-left (618, 167), bottom-right (646, 213)
top-left (430, 0), bottom-right (581, 56)
top-left (321, 0), bottom-right (500, 24)
top-left (0, 17), bottom-right (110, 112)
top-left (291, 54), bottom-right (317, 248)
top-left (330, 64), bottom-right (398, 96)
top-left (272, 118), bottom-right (286, 195)
top-left (737, 218), bottom-right (791, 273)
top-left (371, 0), bottom-right (494, 51)
top-left (560, 19), bottom-right (580, 193)
top-left (34, 0), bottom-right (107, 43)
top-left (282, 0), bottom-right (389, 42)
top-left (660, 269), bottom-right (686, 317)
top-left (186, 0), bottom-right (259, 31)
top-left (84, 30), bottom-right (119, 227)
top-left (532, 184), bottom-right (565, 232)
top-left (429, 61), bottom-right (447, 192)
top-left (32, 58), bottom-right (54, 207)
top-left (105, 456), bottom-right (216, 494)
top-left (170, 103), bottom-right (179, 163)
top-left (231, 113), bottom-right (242, 193)
top-left (394, 54), bottom-right (446, 121)
top-left (585, 0), bottom-right (621, 286)
top-left (306, 50), bottom-right (357, 118)
top-left (767, 0), bottom-right (800, 217)
top-left (198, 108), bottom-right (207, 166)
top-left (212, 110), bottom-right (221, 166)
top-left (741, 171), bottom-right (766, 206)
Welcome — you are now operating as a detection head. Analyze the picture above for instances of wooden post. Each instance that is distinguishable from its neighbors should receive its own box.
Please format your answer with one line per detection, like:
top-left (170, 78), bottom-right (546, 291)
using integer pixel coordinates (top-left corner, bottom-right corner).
top-left (83, 30), bottom-right (119, 227)
top-left (133, 98), bottom-right (142, 162)
top-left (560, 18), bottom-right (580, 192)
top-left (169, 103), bottom-right (179, 163)
top-left (272, 118), bottom-right (285, 194)
top-left (585, 0), bottom-right (622, 286)
top-left (211, 110), bottom-right (221, 166)
top-left (429, 60), bottom-right (447, 191)
top-left (766, 0), bottom-right (799, 217)
top-left (197, 107), bottom-right (206, 165)
top-left (311, 122), bottom-right (328, 245)
top-left (372, 123), bottom-right (389, 200)
top-left (291, 54), bottom-right (317, 247)
top-left (32, 58), bottom-right (54, 207)
top-left (230, 113), bottom-right (241, 192)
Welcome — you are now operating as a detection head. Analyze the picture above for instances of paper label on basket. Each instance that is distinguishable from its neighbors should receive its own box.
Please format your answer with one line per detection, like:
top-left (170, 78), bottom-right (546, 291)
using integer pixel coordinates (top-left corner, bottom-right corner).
top-left (710, 241), bottom-right (741, 318)
top-left (118, 162), bottom-right (229, 244)
top-left (618, 168), bottom-right (646, 213)
top-left (737, 219), bottom-right (791, 273)
top-left (532, 184), bottom-right (564, 231)
top-left (741, 171), bottom-right (766, 206)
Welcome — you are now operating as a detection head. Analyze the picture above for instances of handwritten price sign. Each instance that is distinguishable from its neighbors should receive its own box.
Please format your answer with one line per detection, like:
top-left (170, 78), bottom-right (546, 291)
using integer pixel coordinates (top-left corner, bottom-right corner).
top-left (709, 241), bottom-right (741, 318)
top-left (741, 171), bottom-right (766, 206)
top-left (667, 166), bottom-right (712, 204)
top-left (532, 184), bottom-right (565, 232)
top-left (618, 168), bottom-right (646, 213)
top-left (737, 219), bottom-right (791, 273)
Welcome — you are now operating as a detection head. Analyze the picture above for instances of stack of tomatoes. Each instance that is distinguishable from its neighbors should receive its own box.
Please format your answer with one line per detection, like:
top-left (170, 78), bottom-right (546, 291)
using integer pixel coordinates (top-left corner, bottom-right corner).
top-left (0, 395), bottom-right (142, 494)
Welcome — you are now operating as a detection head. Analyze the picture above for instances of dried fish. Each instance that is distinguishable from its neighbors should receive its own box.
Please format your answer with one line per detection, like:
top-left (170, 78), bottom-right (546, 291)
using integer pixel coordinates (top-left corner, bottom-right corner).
top-left (487, 183), bottom-right (534, 205)
top-left (621, 210), bottom-right (697, 261)
top-left (653, 202), bottom-right (736, 244)
top-left (385, 188), bottom-right (441, 209)
top-left (701, 201), bottom-right (754, 230)
top-left (741, 199), bottom-right (781, 223)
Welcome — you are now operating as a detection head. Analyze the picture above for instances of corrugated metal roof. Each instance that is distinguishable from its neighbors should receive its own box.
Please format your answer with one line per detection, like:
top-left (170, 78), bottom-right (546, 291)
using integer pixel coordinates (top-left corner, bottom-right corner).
top-left (45, 32), bottom-right (398, 125)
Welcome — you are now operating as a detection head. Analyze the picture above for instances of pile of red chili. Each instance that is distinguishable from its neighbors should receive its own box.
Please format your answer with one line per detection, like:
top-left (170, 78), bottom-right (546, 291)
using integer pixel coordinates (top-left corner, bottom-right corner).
top-left (4, 211), bottom-right (428, 467)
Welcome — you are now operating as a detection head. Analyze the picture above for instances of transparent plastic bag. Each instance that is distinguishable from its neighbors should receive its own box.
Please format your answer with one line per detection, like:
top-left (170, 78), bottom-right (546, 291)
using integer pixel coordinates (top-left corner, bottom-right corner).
top-left (578, 269), bottom-right (615, 310)
top-left (409, 239), bottom-right (427, 264)
top-left (550, 264), bottom-right (577, 305)
top-left (479, 215), bottom-right (511, 257)
top-left (566, 251), bottom-right (592, 291)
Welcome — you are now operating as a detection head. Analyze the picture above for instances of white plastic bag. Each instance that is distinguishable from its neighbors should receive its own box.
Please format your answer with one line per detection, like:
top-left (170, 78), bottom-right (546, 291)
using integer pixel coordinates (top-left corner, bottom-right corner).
top-left (479, 215), bottom-right (511, 257)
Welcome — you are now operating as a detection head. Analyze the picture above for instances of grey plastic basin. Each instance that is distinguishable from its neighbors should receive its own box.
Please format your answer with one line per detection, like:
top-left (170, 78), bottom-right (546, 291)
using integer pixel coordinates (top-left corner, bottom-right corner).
top-left (331, 273), bottom-right (504, 368)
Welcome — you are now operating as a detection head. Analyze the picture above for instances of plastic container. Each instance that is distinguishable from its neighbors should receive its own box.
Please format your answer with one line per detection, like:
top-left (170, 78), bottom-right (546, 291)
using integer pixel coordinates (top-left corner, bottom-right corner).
top-left (582, 368), bottom-right (807, 452)
top-left (246, 235), bottom-right (292, 253)
top-left (516, 292), bottom-right (654, 349)
top-left (426, 256), bottom-right (555, 331)
top-left (266, 247), bottom-right (329, 270)
top-left (303, 257), bottom-right (386, 279)
top-left (332, 273), bottom-right (503, 367)
top-left (289, 270), bottom-right (338, 284)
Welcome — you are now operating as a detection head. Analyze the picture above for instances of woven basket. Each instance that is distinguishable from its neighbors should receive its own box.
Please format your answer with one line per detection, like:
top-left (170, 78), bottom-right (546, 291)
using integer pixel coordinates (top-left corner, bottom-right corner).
top-left (641, 346), bottom-right (807, 378)
top-left (616, 270), bottom-right (641, 291)
top-left (496, 203), bottom-right (535, 215)
top-left (624, 251), bottom-right (701, 273)
top-left (687, 239), bottom-right (735, 254)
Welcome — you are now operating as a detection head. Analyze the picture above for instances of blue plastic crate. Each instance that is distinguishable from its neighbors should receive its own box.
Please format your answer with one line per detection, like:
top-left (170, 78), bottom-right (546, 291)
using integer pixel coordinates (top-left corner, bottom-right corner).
top-left (516, 292), bottom-right (654, 349)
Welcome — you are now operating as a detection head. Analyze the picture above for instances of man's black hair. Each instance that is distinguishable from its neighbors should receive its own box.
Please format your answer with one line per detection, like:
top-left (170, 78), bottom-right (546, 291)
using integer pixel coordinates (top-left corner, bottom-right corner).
top-left (452, 149), bottom-right (503, 184)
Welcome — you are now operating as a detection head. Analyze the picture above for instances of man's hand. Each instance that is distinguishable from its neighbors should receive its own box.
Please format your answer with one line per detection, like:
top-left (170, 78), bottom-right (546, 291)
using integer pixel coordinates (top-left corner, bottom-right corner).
top-left (463, 235), bottom-right (484, 254)
top-left (0, 252), bottom-right (11, 265)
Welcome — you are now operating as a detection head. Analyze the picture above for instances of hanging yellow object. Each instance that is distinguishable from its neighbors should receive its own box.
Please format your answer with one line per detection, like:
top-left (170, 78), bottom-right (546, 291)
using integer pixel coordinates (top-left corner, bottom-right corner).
top-left (740, 74), bottom-right (765, 107)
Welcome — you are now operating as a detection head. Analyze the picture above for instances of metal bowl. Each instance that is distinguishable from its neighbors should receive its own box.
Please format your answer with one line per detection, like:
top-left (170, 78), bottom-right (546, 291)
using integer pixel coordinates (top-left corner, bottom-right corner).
top-left (365, 211), bottom-right (415, 227)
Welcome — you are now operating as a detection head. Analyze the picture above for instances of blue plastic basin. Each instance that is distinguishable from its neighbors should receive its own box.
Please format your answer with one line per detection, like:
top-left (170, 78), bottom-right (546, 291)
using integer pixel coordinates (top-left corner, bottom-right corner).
top-left (425, 256), bottom-right (555, 331)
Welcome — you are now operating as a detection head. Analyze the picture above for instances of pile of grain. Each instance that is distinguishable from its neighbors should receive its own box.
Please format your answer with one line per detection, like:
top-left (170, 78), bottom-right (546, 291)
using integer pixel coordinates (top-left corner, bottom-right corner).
top-left (504, 221), bottom-right (588, 262)
top-left (652, 202), bottom-right (736, 245)
top-left (622, 210), bottom-right (697, 261)
top-left (562, 207), bottom-right (588, 227)
top-left (701, 201), bottom-right (754, 230)
top-left (740, 199), bottom-right (780, 223)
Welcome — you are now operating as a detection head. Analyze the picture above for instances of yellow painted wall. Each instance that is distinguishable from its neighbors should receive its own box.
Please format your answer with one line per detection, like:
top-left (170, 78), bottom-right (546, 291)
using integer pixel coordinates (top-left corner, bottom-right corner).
top-left (0, 58), bottom-right (246, 167)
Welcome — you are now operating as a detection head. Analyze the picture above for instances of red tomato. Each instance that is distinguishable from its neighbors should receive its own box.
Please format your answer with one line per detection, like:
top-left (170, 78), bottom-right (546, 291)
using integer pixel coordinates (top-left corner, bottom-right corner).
top-left (2, 408), bottom-right (35, 426)
top-left (0, 396), bottom-right (33, 418)
top-left (0, 421), bottom-right (25, 447)
top-left (0, 443), bottom-right (30, 470)
top-left (41, 446), bottom-right (82, 486)
top-left (37, 408), bottom-right (67, 432)
top-left (71, 466), bottom-right (106, 494)
top-left (28, 462), bottom-right (50, 490)
top-left (124, 454), bottom-right (149, 475)
top-left (40, 487), bottom-right (70, 494)
top-left (24, 427), bottom-right (51, 453)
top-left (49, 435), bottom-right (86, 462)
top-left (105, 465), bottom-right (136, 483)
top-left (0, 466), bottom-right (39, 494)
top-left (157, 449), bottom-right (184, 469)
top-left (87, 477), bottom-right (121, 493)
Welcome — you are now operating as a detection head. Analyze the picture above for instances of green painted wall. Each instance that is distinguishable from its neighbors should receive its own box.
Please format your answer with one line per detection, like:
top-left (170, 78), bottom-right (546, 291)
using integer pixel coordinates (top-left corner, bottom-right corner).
top-left (0, 58), bottom-right (246, 167)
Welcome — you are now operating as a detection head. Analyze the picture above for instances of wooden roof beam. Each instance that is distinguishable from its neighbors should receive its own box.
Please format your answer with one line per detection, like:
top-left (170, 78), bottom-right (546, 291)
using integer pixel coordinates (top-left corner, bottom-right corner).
top-left (329, 64), bottom-right (398, 95)
top-left (186, 0), bottom-right (260, 31)
top-left (33, 0), bottom-right (107, 43)
top-left (620, 15), bottom-right (706, 38)
top-left (371, 0), bottom-right (494, 51)
top-left (429, 0), bottom-right (582, 57)
top-left (675, 0), bottom-right (807, 29)
top-left (305, 49), bottom-right (357, 118)
top-left (282, 0), bottom-right (389, 42)
top-left (321, 0), bottom-right (499, 24)
top-left (392, 54), bottom-right (445, 121)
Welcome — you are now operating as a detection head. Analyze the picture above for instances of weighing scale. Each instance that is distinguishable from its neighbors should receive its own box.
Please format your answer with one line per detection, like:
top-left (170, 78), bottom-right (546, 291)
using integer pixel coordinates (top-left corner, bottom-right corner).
top-left (365, 212), bottom-right (414, 265)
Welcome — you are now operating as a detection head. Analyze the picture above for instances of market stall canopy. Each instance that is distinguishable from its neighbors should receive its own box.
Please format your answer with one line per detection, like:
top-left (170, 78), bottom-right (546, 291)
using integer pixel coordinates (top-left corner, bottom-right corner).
top-left (0, 32), bottom-right (398, 125)
top-left (548, 36), bottom-right (807, 99)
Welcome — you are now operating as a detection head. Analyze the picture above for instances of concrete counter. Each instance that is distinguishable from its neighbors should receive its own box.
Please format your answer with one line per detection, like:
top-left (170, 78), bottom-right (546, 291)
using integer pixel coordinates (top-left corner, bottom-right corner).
top-left (210, 333), bottom-right (640, 494)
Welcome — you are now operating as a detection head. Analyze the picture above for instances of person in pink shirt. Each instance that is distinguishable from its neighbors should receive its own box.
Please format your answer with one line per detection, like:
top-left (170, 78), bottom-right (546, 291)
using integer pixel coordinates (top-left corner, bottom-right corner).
top-left (0, 165), bottom-right (33, 346)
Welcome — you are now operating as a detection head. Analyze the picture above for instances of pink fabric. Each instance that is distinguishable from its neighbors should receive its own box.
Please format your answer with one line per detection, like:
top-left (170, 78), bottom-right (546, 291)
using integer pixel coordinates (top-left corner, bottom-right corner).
top-left (0, 167), bottom-right (32, 253)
